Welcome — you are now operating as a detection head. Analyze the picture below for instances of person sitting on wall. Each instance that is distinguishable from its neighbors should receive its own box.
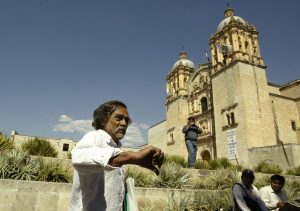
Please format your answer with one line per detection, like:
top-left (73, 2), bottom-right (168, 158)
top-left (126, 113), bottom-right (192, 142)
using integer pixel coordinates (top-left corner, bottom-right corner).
top-left (259, 174), bottom-right (288, 210)
top-left (233, 169), bottom-right (268, 211)
top-left (182, 117), bottom-right (202, 168)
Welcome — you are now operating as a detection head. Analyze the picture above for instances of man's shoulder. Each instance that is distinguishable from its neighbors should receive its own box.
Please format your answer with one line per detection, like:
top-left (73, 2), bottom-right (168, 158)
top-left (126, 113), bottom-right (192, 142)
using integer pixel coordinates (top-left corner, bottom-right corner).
top-left (81, 130), bottom-right (111, 141)
top-left (232, 182), bottom-right (244, 191)
top-left (259, 185), bottom-right (271, 192)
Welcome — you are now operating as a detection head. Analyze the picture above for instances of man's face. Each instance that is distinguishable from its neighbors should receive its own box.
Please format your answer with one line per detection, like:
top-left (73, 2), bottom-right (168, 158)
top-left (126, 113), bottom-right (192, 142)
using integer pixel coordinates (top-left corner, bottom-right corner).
top-left (271, 179), bottom-right (284, 193)
top-left (242, 176), bottom-right (254, 188)
top-left (188, 119), bottom-right (195, 125)
top-left (104, 106), bottom-right (130, 142)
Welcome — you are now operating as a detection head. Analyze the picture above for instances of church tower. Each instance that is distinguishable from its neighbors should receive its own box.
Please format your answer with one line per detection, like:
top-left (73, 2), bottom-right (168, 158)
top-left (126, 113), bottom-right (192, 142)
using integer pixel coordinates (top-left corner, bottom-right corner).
top-left (209, 8), bottom-right (277, 166)
top-left (165, 51), bottom-right (196, 155)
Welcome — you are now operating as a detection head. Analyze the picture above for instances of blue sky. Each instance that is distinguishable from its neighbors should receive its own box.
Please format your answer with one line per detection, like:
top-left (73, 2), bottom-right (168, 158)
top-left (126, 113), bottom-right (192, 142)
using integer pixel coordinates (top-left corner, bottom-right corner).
top-left (1, 0), bottom-right (299, 148)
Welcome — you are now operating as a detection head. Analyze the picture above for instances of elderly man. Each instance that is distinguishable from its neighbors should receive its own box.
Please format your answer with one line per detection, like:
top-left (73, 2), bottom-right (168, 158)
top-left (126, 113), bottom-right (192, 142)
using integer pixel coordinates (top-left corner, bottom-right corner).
top-left (259, 174), bottom-right (288, 210)
top-left (233, 169), bottom-right (268, 211)
top-left (68, 100), bottom-right (164, 211)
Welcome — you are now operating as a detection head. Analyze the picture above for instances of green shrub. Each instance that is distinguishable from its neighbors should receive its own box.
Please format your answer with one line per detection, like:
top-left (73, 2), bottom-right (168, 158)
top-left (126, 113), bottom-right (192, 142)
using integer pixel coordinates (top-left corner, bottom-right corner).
top-left (166, 193), bottom-right (194, 211)
top-left (0, 150), bottom-right (72, 183)
top-left (193, 189), bottom-right (232, 211)
top-left (21, 138), bottom-right (58, 158)
top-left (209, 157), bottom-right (234, 170)
top-left (125, 167), bottom-right (153, 187)
top-left (163, 154), bottom-right (187, 168)
top-left (66, 151), bottom-right (72, 159)
top-left (194, 160), bottom-right (211, 169)
top-left (284, 180), bottom-right (300, 200)
top-left (0, 134), bottom-right (14, 152)
top-left (194, 157), bottom-right (241, 171)
top-left (36, 158), bottom-right (72, 183)
top-left (252, 174), bottom-right (270, 190)
top-left (254, 161), bottom-right (282, 174)
top-left (286, 166), bottom-right (300, 176)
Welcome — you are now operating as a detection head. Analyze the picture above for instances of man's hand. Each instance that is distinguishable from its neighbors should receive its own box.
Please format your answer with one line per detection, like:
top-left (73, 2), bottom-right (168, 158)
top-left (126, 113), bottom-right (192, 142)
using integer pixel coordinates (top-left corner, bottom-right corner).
top-left (135, 146), bottom-right (164, 175)
top-left (277, 201), bottom-right (287, 208)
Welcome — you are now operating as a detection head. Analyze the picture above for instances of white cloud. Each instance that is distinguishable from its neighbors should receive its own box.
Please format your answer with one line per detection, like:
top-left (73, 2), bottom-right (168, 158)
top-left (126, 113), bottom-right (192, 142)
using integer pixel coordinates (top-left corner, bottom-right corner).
top-left (122, 122), bottom-right (149, 148)
top-left (52, 115), bottom-right (148, 148)
top-left (59, 114), bottom-right (73, 122)
top-left (53, 114), bottom-right (93, 134)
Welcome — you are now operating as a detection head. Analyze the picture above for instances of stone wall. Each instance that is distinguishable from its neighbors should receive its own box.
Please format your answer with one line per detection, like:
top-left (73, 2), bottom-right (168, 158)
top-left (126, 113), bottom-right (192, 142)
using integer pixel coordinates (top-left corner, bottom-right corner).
top-left (249, 144), bottom-right (300, 169)
top-left (0, 179), bottom-right (72, 211)
top-left (270, 95), bottom-right (299, 144)
top-left (148, 120), bottom-right (168, 153)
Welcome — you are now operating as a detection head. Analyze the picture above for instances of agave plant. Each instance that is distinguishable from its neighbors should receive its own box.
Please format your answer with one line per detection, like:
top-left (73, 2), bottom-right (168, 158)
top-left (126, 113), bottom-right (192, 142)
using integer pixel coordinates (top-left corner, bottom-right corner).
top-left (36, 158), bottom-right (72, 183)
top-left (194, 168), bottom-right (240, 190)
top-left (166, 193), bottom-right (194, 211)
top-left (151, 162), bottom-right (192, 189)
top-left (21, 138), bottom-right (58, 158)
top-left (0, 150), bottom-right (38, 180)
top-left (193, 189), bottom-right (232, 211)
top-left (125, 167), bottom-right (153, 188)
top-left (254, 161), bottom-right (282, 174)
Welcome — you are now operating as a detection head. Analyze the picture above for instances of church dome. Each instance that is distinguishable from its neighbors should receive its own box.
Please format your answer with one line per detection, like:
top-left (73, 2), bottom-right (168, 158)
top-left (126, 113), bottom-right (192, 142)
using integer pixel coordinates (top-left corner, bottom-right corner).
top-left (216, 8), bottom-right (249, 33)
top-left (172, 51), bottom-right (195, 70)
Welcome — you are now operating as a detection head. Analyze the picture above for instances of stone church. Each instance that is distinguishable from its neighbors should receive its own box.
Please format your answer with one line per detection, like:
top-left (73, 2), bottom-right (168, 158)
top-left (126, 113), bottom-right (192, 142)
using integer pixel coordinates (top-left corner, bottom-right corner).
top-left (148, 8), bottom-right (300, 169)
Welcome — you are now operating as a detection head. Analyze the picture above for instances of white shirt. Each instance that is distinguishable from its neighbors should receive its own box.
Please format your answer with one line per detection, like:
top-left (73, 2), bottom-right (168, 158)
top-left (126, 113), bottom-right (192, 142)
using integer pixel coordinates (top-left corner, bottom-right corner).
top-left (68, 130), bottom-right (124, 211)
top-left (233, 182), bottom-right (268, 211)
top-left (259, 185), bottom-right (288, 210)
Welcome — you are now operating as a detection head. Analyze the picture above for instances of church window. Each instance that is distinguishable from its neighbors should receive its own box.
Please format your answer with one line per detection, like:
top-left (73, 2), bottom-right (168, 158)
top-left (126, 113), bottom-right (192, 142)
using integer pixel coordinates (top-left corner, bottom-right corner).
top-left (226, 114), bottom-right (231, 125)
top-left (230, 112), bottom-right (235, 124)
top-left (63, 143), bottom-right (69, 151)
top-left (201, 97), bottom-right (208, 112)
top-left (291, 121), bottom-right (296, 131)
top-left (169, 133), bottom-right (174, 141)
top-left (245, 41), bottom-right (249, 50)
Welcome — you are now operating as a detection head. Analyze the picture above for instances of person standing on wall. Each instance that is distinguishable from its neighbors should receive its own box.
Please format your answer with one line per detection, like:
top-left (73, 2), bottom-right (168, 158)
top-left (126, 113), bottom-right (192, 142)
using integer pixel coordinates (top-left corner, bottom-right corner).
top-left (182, 117), bottom-right (202, 168)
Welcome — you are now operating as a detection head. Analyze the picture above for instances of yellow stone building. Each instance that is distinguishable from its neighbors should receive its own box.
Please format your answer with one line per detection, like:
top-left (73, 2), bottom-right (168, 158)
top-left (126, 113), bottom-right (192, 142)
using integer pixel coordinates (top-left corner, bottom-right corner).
top-left (148, 8), bottom-right (300, 169)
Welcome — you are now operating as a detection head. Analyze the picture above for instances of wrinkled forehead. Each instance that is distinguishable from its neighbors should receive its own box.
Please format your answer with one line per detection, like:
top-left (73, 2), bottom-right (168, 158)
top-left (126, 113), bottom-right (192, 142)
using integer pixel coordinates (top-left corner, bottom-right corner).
top-left (112, 106), bottom-right (129, 115)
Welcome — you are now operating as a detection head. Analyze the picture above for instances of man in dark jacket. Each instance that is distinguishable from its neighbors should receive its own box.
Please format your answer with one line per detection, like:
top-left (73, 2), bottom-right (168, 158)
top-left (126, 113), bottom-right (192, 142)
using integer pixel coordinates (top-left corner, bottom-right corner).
top-left (182, 117), bottom-right (202, 168)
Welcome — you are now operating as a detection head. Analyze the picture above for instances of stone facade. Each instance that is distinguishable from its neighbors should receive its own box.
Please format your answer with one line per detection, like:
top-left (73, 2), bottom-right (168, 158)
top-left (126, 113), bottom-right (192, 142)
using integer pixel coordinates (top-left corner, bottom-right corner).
top-left (10, 130), bottom-right (77, 158)
top-left (148, 8), bottom-right (300, 169)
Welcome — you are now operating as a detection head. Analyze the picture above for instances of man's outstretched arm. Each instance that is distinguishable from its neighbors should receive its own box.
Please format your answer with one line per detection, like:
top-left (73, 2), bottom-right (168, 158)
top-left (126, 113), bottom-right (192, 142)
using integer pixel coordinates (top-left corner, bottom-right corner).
top-left (108, 145), bottom-right (164, 175)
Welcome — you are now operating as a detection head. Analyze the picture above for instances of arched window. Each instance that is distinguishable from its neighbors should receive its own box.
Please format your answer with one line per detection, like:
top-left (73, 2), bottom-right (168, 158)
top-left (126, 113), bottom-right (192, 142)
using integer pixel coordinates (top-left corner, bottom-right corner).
top-left (226, 114), bottom-right (231, 125)
top-left (201, 97), bottom-right (208, 112)
top-left (230, 112), bottom-right (235, 124)
top-left (201, 150), bottom-right (211, 161)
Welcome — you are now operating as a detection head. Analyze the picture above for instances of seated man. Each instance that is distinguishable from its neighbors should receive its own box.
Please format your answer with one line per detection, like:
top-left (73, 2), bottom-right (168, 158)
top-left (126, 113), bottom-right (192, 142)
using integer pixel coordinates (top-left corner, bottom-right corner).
top-left (259, 174), bottom-right (288, 210)
top-left (233, 169), bottom-right (268, 211)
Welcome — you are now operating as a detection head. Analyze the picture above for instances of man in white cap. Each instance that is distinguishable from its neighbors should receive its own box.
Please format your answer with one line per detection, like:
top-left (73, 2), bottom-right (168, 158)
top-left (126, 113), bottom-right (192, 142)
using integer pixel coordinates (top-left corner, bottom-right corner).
top-left (232, 169), bottom-right (268, 211)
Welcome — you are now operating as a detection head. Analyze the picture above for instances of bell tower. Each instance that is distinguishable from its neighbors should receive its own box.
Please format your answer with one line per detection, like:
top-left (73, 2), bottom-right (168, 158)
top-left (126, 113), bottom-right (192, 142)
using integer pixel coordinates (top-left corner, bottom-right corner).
top-left (209, 8), bottom-right (276, 166)
top-left (209, 7), bottom-right (264, 74)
